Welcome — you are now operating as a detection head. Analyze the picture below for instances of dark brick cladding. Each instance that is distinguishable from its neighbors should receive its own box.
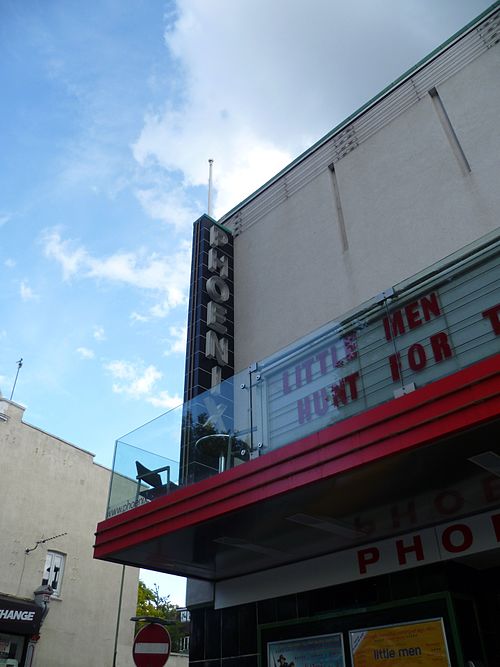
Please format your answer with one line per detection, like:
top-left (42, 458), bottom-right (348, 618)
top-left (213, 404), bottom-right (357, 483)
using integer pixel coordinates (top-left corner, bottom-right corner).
top-left (188, 562), bottom-right (500, 667)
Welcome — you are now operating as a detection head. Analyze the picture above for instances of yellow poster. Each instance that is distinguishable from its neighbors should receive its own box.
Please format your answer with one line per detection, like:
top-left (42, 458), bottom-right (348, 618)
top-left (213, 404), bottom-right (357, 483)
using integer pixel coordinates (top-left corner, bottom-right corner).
top-left (350, 618), bottom-right (450, 666)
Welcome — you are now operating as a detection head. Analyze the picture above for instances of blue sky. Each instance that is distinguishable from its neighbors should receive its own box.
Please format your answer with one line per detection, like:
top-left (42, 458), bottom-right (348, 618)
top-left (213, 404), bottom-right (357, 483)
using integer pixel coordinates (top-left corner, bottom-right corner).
top-left (0, 0), bottom-right (493, 605)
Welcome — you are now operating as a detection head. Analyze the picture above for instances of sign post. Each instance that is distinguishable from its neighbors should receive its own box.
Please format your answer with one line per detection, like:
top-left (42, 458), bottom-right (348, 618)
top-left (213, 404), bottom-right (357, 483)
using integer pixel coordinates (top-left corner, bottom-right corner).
top-left (132, 622), bottom-right (171, 667)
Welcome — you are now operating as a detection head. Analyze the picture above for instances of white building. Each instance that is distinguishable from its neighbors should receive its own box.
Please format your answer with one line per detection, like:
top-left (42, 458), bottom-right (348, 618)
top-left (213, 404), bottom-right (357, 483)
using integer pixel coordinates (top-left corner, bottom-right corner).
top-left (96, 5), bottom-right (500, 666)
top-left (0, 398), bottom-right (138, 667)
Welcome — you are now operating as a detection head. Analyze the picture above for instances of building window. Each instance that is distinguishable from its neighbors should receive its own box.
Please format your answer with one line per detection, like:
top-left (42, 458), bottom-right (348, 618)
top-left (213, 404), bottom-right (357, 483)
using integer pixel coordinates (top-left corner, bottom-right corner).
top-left (42, 551), bottom-right (65, 596)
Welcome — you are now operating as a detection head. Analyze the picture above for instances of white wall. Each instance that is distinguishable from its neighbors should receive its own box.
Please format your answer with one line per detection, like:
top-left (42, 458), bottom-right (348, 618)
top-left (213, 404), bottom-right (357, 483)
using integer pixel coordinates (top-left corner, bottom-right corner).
top-left (229, 42), bottom-right (500, 371)
top-left (169, 653), bottom-right (189, 667)
top-left (0, 400), bottom-right (138, 667)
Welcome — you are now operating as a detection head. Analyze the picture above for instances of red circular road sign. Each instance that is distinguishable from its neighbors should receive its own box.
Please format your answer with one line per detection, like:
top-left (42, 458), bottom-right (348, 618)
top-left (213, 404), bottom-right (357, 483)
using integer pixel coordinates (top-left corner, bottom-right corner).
top-left (133, 623), bottom-right (171, 667)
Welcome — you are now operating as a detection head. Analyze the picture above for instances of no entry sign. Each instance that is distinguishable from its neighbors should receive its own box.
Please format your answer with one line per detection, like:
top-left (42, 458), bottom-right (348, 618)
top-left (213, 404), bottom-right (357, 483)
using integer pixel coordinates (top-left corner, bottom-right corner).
top-left (133, 622), bottom-right (171, 667)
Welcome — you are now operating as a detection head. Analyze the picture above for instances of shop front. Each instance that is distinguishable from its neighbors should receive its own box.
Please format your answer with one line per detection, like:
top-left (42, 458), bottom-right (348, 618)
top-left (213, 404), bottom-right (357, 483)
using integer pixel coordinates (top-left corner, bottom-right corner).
top-left (257, 585), bottom-right (488, 667)
top-left (95, 232), bottom-right (500, 664)
top-left (0, 596), bottom-right (42, 667)
top-left (181, 414), bottom-right (499, 666)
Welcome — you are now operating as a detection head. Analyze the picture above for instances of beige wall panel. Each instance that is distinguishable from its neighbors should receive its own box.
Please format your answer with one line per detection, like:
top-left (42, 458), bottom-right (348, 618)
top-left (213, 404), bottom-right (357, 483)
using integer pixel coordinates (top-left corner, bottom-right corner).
top-left (0, 401), bottom-right (138, 667)
top-left (232, 42), bottom-right (500, 371)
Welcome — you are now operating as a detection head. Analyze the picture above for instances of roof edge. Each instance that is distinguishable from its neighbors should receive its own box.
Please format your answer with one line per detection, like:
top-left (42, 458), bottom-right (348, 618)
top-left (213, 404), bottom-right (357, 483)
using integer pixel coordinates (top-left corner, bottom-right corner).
top-left (219, 1), bottom-right (500, 225)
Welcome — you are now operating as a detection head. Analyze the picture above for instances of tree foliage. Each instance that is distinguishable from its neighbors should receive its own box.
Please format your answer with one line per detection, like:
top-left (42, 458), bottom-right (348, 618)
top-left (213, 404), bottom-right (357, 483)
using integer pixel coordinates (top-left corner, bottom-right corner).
top-left (135, 580), bottom-right (186, 652)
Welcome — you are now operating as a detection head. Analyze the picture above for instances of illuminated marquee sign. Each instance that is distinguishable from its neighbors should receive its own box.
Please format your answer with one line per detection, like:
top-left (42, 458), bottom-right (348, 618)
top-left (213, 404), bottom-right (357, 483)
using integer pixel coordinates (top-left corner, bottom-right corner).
top-left (277, 294), bottom-right (497, 427)
top-left (262, 244), bottom-right (500, 450)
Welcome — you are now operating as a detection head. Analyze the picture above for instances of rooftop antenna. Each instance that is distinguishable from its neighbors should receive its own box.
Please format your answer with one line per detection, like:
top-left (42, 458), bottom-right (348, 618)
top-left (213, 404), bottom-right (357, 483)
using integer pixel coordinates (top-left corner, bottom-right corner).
top-left (25, 531), bottom-right (68, 555)
top-left (10, 358), bottom-right (23, 401)
top-left (207, 158), bottom-right (214, 218)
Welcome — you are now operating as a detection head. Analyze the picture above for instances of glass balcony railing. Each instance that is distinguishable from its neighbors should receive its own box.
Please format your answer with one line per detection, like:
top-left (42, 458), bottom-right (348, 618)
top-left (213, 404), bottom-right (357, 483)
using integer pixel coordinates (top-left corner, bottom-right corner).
top-left (106, 231), bottom-right (500, 518)
top-left (106, 440), bottom-right (180, 518)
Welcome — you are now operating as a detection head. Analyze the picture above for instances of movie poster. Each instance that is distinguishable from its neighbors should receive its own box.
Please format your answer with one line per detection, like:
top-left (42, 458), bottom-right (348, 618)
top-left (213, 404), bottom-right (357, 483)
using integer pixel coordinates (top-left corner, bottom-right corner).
top-left (268, 633), bottom-right (345, 667)
top-left (349, 618), bottom-right (451, 666)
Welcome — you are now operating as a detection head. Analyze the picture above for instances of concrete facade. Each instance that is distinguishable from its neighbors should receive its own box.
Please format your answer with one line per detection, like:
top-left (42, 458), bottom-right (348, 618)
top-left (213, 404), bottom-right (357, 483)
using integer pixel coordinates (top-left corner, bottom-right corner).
top-left (0, 398), bottom-right (138, 667)
top-left (225, 31), bottom-right (500, 370)
top-left (183, 5), bottom-right (500, 663)
top-left (93, 6), bottom-right (500, 666)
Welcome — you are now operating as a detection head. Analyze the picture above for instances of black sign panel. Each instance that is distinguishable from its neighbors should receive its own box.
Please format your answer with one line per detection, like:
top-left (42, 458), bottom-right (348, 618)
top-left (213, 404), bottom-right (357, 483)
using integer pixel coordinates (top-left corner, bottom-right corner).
top-left (181, 215), bottom-right (234, 483)
top-left (0, 595), bottom-right (43, 635)
top-left (184, 215), bottom-right (234, 400)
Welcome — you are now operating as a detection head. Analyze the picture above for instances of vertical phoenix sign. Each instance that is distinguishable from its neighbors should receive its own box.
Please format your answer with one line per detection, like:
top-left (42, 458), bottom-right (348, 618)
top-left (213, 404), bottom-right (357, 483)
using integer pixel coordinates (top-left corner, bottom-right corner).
top-left (181, 215), bottom-right (234, 482)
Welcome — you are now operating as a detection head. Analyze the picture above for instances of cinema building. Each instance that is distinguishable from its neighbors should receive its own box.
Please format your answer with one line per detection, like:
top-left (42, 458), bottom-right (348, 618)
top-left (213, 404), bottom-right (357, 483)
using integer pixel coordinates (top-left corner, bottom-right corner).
top-left (95, 5), bottom-right (500, 666)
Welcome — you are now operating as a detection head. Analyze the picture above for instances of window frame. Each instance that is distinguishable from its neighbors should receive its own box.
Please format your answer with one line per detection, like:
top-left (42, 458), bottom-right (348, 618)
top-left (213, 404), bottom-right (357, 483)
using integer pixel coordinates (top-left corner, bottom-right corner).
top-left (42, 550), bottom-right (66, 597)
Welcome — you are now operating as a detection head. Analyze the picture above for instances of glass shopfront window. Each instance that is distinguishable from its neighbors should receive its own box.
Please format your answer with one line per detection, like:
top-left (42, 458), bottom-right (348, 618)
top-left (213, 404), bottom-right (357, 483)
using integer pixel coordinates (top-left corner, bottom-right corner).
top-left (0, 632), bottom-right (25, 666)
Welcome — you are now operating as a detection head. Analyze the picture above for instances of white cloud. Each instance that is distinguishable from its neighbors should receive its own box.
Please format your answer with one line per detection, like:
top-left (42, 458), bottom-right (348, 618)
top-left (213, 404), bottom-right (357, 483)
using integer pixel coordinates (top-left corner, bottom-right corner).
top-left (135, 183), bottom-right (201, 232)
top-left (147, 391), bottom-right (182, 410)
top-left (4, 259), bottom-right (15, 268)
top-left (76, 347), bottom-right (95, 359)
top-left (149, 302), bottom-right (170, 319)
top-left (105, 360), bottom-right (161, 397)
top-left (0, 375), bottom-right (9, 399)
top-left (163, 325), bottom-right (187, 356)
top-left (133, 106), bottom-right (292, 220)
top-left (20, 281), bottom-right (38, 301)
top-left (42, 229), bottom-right (192, 317)
top-left (42, 229), bottom-right (88, 280)
top-left (93, 326), bottom-right (106, 341)
top-left (133, 0), bottom-right (489, 220)
top-left (0, 214), bottom-right (10, 227)
top-left (130, 311), bottom-right (149, 323)
top-left (104, 359), bottom-right (182, 409)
